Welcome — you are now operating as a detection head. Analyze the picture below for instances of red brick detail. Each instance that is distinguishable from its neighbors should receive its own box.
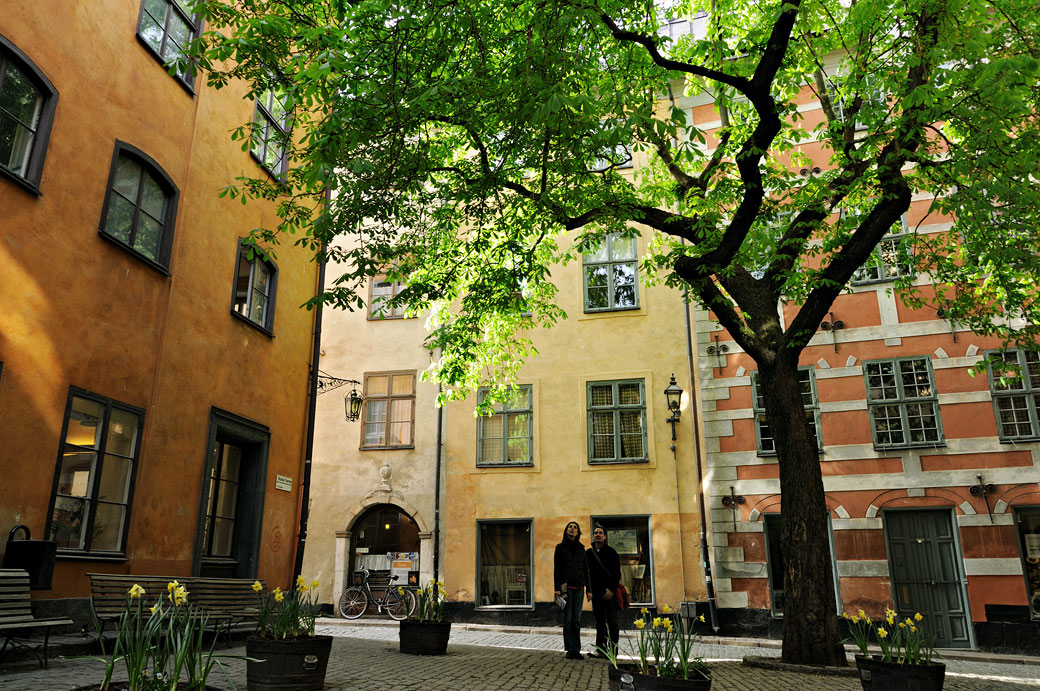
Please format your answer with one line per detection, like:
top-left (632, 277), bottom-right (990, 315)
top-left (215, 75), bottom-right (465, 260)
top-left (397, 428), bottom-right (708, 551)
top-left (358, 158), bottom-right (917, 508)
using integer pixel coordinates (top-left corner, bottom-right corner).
top-left (821, 458), bottom-right (903, 476)
top-left (832, 530), bottom-right (888, 561)
top-left (959, 524), bottom-right (1022, 559)
top-left (737, 464), bottom-right (779, 480)
top-left (919, 451), bottom-right (1032, 472)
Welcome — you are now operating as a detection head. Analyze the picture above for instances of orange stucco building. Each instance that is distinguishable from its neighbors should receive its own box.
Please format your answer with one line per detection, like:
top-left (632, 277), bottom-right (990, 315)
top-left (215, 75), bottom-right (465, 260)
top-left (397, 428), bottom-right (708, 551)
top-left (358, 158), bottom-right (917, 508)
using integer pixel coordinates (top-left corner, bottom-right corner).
top-left (0, 1), bottom-right (319, 622)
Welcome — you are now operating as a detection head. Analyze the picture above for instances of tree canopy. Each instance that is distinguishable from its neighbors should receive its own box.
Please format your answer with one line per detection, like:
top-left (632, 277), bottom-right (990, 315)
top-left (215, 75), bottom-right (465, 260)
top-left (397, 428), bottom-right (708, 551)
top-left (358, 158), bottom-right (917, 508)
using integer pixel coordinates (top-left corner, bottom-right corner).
top-left (188, 0), bottom-right (1040, 664)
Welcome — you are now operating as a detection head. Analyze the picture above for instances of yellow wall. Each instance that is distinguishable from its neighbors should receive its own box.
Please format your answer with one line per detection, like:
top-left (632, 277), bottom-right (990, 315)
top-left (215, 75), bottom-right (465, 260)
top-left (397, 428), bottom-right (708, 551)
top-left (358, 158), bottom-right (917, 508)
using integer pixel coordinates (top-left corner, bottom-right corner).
top-left (0, 0), bottom-right (318, 597)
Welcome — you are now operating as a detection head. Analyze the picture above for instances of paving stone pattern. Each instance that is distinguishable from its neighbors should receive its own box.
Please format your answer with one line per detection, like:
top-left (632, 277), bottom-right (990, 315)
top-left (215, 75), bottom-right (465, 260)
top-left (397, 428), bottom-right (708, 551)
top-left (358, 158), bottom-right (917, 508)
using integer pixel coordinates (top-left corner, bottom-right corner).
top-left (1, 618), bottom-right (1038, 690)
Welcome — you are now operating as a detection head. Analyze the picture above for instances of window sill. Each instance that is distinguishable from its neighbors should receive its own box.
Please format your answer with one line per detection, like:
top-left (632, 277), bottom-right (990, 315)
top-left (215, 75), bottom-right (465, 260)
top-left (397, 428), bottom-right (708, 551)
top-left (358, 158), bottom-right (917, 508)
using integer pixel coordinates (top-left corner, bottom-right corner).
top-left (582, 306), bottom-right (641, 315)
top-left (56, 551), bottom-right (129, 563)
top-left (360, 445), bottom-right (415, 451)
top-left (98, 230), bottom-right (172, 276)
top-left (475, 604), bottom-right (534, 611)
top-left (872, 442), bottom-right (946, 452)
top-left (851, 276), bottom-right (907, 287)
top-left (998, 437), bottom-right (1040, 444)
top-left (476, 462), bottom-right (535, 469)
top-left (0, 165), bottom-right (43, 196)
top-left (588, 459), bottom-right (649, 466)
top-left (249, 151), bottom-right (289, 183)
top-left (366, 314), bottom-right (412, 321)
top-left (230, 309), bottom-right (275, 337)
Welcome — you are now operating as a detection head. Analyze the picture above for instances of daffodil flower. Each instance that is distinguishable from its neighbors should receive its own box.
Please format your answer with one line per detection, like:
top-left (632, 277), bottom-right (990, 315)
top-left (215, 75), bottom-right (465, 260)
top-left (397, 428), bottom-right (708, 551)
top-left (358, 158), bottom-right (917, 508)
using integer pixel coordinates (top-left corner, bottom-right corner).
top-left (698, 614), bottom-right (705, 623)
top-left (652, 617), bottom-right (662, 628)
top-left (398, 586), bottom-right (405, 595)
top-left (296, 575), bottom-right (307, 589)
top-left (911, 625), bottom-right (918, 632)
top-left (878, 627), bottom-right (888, 638)
top-left (661, 604), bottom-right (672, 613)
top-left (914, 612), bottom-right (923, 622)
top-left (634, 619), bottom-right (645, 629)
top-left (640, 607), bottom-right (649, 615)
top-left (311, 579), bottom-right (320, 589)
top-left (128, 584), bottom-right (146, 599)
top-left (851, 615), bottom-right (860, 623)
top-left (858, 609), bottom-right (867, 619)
top-left (898, 622), bottom-right (906, 629)
top-left (252, 580), bottom-right (263, 592)
top-left (150, 605), bottom-right (157, 615)
top-left (275, 590), bottom-right (285, 602)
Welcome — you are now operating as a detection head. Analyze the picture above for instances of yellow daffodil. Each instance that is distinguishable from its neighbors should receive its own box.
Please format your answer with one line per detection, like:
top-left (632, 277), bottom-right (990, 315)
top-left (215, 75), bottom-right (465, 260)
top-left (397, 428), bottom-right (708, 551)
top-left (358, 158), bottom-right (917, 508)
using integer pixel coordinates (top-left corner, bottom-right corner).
top-left (640, 607), bottom-right (649, 615)
top-left (311, 579), bottom-right (320, 589)
top-left (172, 585), bottom-right (188, 605)
top-left (911, 625), bottom-right (918, 632)
top-left (296, 575), bottom-right (306, 589)
top-left (698, 614), bottom-right (705, 623)
top-left (661, 604), bottom-right (672, 613)
top-left (634, 619), bottom-right (645, 630)
top-left (878, 627), bottom-right (888, 638)
top-left (851, 615), bottom-right (860, 623)
top-left (149, 604), bottom-right (157, 615)
top-left (842, 612), bottom-right (849, 620)
top-left (252, 580), bottom-right (263, 592)
top-left (914, 612), bottom-right (923, 622)
top-left (899, 622), bottom-right (906, 629)
top-left (652, 617), bottom-right (662, 629)
top-left (398, 586), bottom-right (405, 595)
top-left (663, 620), bottom-right (674, 633)
top-left (858, 609), bottom-right (867, 619)
top-left (128, 584), bottom-right (146, 599)
top-left (275, 590), bottom-right (285, 602)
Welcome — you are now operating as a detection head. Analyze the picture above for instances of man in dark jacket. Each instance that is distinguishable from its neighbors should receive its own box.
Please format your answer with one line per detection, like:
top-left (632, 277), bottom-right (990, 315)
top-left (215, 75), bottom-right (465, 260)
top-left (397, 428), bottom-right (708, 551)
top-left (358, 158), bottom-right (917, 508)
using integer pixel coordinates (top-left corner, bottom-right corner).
top-left (553, 521), bottom-right (589, 659)
top-left (585, 524), bottom-right (621, 657)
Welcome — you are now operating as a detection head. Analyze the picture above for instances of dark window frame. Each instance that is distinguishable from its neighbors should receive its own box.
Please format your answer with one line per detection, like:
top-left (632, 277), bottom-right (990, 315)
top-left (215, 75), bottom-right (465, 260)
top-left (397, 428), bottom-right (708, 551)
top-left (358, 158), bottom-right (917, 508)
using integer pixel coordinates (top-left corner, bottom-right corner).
top-left (476, 386), bottom-right (534, 467)
top-left (360, 371), bottom-right (417, 450)
top-left (590, 514), bottom-right (654, 606)
top-left (1012, 505), bottom-right (1040, 621)
top-left (986, 349), bottom-right (1040, 442)
top-left (586, 379), bottom-right (648, 464)
top-left (135, 0), bottom-right (202, 93)
top-left (98, 140), bottom-right (179, 274)
top-left (750, 367), bottom-right (822, 456)
top-left (0, 33), bottom-right (58, 195)
top-left (230, 239), bottom-right (278, 335)
top-left (863, 356), bottom-right (944, 450)
top-left (475, 518), bottom-right (534, 609)
top-left (46, 387), bottom-right (145, 559)
top-left (250, 86), bottom-right (292, 179)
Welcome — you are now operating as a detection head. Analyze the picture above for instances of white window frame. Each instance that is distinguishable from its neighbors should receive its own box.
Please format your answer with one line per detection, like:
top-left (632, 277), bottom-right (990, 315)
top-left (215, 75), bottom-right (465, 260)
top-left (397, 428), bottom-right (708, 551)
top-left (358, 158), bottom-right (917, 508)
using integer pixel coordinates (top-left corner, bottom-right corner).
top-left (864, 357), bottom-right (944, 450)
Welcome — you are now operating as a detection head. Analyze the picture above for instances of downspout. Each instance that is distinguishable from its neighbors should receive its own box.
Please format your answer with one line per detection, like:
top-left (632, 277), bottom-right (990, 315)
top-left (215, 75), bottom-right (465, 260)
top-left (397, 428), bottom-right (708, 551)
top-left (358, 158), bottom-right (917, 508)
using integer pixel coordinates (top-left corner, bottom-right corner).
top-left (293, 234), bottom-right (328, 581)
top-left (683, 284), bottom-right (720, 634)
top-left (432, 379), bottom-right (444, 583)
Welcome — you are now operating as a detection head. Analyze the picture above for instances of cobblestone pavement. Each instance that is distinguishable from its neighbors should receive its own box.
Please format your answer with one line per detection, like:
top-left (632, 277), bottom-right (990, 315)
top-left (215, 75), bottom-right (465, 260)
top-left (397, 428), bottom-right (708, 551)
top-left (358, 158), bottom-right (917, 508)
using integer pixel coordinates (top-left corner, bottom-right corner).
top-left (1, 618), bottom-right (1037, 690)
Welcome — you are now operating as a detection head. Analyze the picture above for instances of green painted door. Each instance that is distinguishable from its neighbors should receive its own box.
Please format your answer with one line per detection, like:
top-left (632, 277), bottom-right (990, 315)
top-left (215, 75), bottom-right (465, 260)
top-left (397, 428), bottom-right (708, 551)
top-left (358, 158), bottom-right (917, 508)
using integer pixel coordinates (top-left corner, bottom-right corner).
top-left (884, 509), bottom-right (971, 647)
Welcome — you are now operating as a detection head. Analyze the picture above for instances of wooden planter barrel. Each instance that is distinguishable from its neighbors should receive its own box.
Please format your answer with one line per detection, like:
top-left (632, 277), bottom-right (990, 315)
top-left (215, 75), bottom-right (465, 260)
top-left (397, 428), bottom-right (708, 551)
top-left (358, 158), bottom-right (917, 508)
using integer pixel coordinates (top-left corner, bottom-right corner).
top-left (608, 664), bottom-right (712, 690)
top-left (399, 620), bottom-right (452, 655)
top-left (855, 654), bottom-right (946, 691)
top-left (246, 634), bottom-right (333, 691)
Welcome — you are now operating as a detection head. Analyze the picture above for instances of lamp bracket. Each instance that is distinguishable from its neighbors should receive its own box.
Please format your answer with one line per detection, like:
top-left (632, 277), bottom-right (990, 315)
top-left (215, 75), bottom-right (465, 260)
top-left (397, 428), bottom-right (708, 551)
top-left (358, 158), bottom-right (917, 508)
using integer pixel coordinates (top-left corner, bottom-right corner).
top-left (317, 370), bottom-right (361, 395)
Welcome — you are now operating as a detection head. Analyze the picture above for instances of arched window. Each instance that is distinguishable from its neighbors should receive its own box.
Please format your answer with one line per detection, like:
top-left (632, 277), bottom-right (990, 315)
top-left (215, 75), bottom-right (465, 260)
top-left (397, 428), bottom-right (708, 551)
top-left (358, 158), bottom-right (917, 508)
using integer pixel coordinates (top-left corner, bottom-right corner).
top-left (0, 33), bottom-right (58, 193)
top-left (350, 505), bottom-right (420, 577)
top-left (98, 141), bottom-right (179, 271)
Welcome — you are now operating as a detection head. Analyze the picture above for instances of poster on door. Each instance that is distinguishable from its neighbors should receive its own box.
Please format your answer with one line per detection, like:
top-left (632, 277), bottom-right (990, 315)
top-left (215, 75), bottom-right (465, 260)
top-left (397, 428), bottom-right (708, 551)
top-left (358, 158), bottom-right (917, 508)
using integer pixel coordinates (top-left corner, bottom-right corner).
top-left (387, 552), bottom-right (418, 585)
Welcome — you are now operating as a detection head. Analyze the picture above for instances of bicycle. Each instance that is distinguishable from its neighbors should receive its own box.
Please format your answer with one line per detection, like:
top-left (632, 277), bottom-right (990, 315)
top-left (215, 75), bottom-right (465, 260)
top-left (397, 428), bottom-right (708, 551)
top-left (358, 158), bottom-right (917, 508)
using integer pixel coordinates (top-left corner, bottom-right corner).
top-left (338, 567), bottom-right (416, 620)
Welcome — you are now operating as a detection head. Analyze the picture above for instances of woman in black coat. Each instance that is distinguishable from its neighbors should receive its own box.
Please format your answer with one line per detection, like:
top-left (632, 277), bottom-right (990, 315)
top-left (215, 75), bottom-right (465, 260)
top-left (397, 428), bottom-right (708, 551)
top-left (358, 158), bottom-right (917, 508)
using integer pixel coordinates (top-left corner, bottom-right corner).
top-left (553, 521), bottom-right (590, 659)
top-left (586, 524), bottom-right (622, 656)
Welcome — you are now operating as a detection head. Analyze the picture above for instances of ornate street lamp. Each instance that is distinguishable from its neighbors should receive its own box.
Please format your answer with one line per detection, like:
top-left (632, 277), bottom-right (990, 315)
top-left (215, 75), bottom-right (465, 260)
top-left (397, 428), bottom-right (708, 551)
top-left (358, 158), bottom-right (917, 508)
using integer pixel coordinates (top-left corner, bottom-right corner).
top-left (345, 384), bottom-right (364, 422)
top-left (664, 374), bottom-right (683, 441)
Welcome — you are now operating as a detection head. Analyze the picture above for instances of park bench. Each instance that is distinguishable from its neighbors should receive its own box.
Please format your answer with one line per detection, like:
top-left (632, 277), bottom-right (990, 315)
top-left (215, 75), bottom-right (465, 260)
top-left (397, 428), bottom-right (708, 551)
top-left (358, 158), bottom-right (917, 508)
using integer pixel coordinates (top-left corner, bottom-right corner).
top-left (0, 568), bottom-right (73, 668)
top-left (87, 573), bottom-right (262, 645)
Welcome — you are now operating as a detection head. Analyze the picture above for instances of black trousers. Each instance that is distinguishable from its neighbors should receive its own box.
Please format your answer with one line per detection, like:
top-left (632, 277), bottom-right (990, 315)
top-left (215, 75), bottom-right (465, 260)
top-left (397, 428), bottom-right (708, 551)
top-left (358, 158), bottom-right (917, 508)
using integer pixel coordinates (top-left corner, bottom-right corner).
top-left (591, 591), bottom-right (619, 654)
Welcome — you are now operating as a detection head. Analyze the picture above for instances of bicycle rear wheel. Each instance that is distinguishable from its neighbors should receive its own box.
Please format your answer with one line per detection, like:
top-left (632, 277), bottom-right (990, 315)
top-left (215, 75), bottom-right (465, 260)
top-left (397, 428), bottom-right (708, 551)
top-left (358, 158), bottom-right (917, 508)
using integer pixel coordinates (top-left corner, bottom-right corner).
top-left (339, 586), bottom-right (369, 619)
top-left (385, 588), bottom-right (415, 620)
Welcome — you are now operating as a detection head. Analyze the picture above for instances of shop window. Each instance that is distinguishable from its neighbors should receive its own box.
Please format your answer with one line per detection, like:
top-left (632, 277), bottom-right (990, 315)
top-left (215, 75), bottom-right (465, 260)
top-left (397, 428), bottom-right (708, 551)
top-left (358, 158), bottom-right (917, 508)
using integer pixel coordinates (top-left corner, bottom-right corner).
top-left (351, 505), bottom-right (420, 581)
top-left (0, 34), bottom-right (58, 192)
top-left (369, 278), bottom-right (406, 319)
top-left (47, 389), bottom-right (144, 555)
top-left (864, 357), bottom-right (943, 449)
top-left (195, 409), bottom-right (268, 578)
top-left (136, 0), bottom-right (202, 89)
top-left (361, 371), bottom-right (415, 449)
top-left (251, 86), bottom-right (291, 177)
top-left (587, 379), bottom-right (647, 464)
top-left (232, 241), bottom-right (277, 333)
top-left (583, 233), bottom-right (638, 312)
top-left (987, 350), bottom-right (1040, 442)
top-left (477, 520), bottom-right (532, 607)
top-left (476, 386), bottom-right (533, 466)
top-left (98, 141), bottom-right (178, 271)
top-left (1014, 507), bottom-right (1040, 620)
top-left (750, 368), bottom-right (821, 456)
top-left (591, 515), bottom-right (653, 605)
top-left (763, 513), bottom-right (841, 617)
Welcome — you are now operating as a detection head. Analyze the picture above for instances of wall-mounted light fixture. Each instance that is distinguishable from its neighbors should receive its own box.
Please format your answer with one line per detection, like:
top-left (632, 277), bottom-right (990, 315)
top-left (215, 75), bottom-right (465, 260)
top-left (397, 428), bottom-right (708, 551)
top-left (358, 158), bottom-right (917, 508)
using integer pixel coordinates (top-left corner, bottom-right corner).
top-left (721, 486), bottom-right (745, 531)
top-left (317, 370), bottom-right (364, 422)
top-left (970, 474), bottom-right (997, 523)
top-left (706, 334), bottom-right (729, 374)
top-left (663, 374), bottom-right (683, 443)
top-left (819, 312), bottom-right (845, 353)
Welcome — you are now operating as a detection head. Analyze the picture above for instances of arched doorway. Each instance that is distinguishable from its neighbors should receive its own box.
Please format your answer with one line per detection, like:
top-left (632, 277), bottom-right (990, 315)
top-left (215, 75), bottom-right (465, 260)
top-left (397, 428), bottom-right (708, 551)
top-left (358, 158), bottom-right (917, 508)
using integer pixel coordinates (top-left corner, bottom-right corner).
top-left (350, 504), bottom-right (420, 585)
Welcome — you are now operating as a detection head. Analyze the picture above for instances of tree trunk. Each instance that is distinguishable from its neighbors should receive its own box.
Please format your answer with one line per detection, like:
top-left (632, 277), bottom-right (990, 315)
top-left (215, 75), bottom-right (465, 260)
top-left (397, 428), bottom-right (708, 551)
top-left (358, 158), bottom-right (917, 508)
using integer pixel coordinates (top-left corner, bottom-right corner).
top-left (759, 357), bottom-right (846, 667)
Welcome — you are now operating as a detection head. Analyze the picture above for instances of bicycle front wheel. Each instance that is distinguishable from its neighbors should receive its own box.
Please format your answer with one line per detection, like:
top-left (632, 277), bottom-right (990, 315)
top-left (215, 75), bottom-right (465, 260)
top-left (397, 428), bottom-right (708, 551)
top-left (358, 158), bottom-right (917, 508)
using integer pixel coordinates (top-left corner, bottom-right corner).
top-left (385, 588), bottom-right (416, 621)
top-left (339, 586), bottom-right (369, 619)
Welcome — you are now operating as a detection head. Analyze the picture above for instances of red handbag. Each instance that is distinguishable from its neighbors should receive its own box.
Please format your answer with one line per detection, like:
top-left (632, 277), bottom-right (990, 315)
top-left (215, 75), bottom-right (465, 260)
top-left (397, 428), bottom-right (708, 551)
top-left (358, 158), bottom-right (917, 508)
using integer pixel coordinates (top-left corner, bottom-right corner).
top-left (615, 582), bottom-right (630, 610)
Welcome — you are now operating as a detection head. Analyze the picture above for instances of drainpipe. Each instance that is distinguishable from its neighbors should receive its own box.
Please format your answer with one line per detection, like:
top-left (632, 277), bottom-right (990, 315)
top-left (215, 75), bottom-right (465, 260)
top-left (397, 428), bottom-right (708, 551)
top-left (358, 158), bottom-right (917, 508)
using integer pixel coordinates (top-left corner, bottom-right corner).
top-left (293, 238), bottom-right (328, 582)
top-left (432, 379), bottom-right (444, 584)
top-left (683, 284), bottom-right (721, 634)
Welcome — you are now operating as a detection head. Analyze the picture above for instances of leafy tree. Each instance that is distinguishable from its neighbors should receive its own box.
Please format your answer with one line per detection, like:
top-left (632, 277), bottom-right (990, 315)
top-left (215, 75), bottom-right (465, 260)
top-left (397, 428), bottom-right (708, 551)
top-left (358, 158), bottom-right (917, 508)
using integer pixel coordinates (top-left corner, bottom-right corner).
top-left (188, 0), bottom-right (1040, 665)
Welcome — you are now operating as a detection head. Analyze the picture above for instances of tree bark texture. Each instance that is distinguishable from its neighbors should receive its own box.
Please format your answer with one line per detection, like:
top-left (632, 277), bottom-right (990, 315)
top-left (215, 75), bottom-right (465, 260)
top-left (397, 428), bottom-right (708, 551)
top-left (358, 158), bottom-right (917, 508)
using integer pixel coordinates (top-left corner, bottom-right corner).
top-left (759, 357), bottom-right (846, 667)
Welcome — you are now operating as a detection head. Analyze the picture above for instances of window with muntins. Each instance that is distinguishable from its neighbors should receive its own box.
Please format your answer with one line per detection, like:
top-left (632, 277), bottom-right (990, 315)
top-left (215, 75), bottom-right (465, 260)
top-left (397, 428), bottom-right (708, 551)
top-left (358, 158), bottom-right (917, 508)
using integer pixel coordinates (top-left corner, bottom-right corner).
top-left (476, 386), bottom-right (533, 466)
top-left (850, 213), bottom-right (913, 285)
top-left (99, 143), bottom-right (178, 270)
top-left (362, 372), bottom-right (415, 448)
top-left (251, 86), bottom-right (291, 177)
top-left (987, 350), bottom-right (1040, 441)
top-left (232, 242), bottom-right (277, 332)
top-left (864, 357), bottom-right (943, 449)
top-left (583, 233), bottom-right (638, 312)
top-left (136, 0), bottom-right (201, 88)
top-left (826, 74), bottom-right (886, 131)
top-left (47, 390), bottom-right (144, 555)
top-left (0, 35), bottom-right (57, 191)
top-left (751, 368), bottom-right (821, 456)
top-left (369, 279), bottom-right (406, 319)
top-left (588, 379), bottom-right (647, 463)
